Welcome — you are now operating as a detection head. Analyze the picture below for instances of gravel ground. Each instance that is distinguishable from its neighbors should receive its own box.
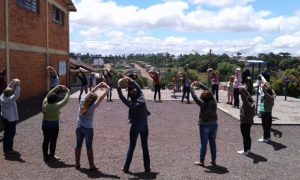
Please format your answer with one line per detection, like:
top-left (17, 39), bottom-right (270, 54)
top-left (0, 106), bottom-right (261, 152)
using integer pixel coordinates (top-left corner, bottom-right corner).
top-left (0, 99), bottom-right (299, 180)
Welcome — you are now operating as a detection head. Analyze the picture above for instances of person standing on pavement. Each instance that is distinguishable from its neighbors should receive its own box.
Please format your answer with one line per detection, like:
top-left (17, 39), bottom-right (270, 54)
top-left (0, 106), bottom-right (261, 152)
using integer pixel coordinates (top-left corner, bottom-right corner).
top-left (47, 66), bottom-right (60, 90)
top-left (117, 77), bottom-right (151, 173)
top-left (227, 75), bottom-right (234, 105)
top-left (149, 70), bottom-right (161, 102)
top-left (191, 81), bottom-right (218, 166)
top-left (233, 68), bottom-right (242, 108)
top-left (75, 82), bottom-right (109, 170)
top-left (258, 83), bottom-right (276, 143)
top-left (0, 79), bottom-right (21, 155)
top-left (181, 73), bottom-right (191, 104)
top-left (77, 69), bottom-right (88, 102)
top-left (207, 68), bottom-right (220, 102)
top-left (42, 85), bottom-right (70, 162)
top-left (102, 69), bottom-right (113, 102)
top-left (237, 87), bottom-right (255, 155)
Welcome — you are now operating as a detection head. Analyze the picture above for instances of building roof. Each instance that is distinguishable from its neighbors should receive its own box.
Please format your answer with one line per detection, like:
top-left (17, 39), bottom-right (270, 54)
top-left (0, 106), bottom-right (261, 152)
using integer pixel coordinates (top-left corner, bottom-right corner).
top-left (65, 0), bottom-right (77, 12)
top-left (69, 58), bottom-right (98, 72)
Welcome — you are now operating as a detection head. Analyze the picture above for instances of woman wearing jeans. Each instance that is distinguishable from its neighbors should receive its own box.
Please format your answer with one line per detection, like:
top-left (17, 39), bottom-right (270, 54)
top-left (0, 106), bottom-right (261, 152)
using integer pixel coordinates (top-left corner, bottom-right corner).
top-left (75, 82), bottom-right (109, 170)
top-left (117, 77), bottom-right (151, 173)
top-left (191, 81), bottom-right (218, 166)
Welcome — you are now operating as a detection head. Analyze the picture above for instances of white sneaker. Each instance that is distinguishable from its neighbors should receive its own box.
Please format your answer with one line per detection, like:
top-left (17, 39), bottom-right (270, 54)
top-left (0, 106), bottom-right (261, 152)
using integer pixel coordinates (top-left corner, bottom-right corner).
top-left (237, 150), bottom-right (249, 155)
top-left (258, 138), bottom-right (269, 143)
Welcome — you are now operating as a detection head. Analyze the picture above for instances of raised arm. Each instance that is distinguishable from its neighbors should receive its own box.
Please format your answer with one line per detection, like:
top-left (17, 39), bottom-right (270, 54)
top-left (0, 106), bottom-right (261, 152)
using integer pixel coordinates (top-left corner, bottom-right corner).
top-left (190, 81), bottom-right (204, 106)
top-left (94, 82), bottom-right (109, 106)
top-left (117, 77), bottom-right (130, 106)
top-left (47, 66), bottom-right (57, 77)
top-left (6, 79), bottom-right (21, 101)
top-left (239, 87), bottom-right (251, 107)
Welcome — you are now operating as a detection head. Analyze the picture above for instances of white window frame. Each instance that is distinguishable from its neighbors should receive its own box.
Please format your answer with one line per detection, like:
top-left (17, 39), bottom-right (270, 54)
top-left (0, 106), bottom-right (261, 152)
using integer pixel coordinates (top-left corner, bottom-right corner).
top-left (59, 61), bottom-right (66, 76)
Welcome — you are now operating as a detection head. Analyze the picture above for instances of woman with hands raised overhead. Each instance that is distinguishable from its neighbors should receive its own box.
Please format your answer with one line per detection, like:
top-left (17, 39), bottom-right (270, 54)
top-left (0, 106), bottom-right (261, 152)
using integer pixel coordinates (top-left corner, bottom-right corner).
top-left (75, 82), bottom-right (109, 170)
top-left (190, 81), bottom-right (218, 167)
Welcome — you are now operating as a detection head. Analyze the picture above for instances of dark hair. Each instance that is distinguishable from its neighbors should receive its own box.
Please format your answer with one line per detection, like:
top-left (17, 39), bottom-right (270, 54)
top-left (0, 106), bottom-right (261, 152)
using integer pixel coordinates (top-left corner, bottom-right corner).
top-left (200, 90), bottom-right (214, 102)
top-left (47, 92), bottom-right (58, 104)
top-left (3, 88), bottom-right (14, 97)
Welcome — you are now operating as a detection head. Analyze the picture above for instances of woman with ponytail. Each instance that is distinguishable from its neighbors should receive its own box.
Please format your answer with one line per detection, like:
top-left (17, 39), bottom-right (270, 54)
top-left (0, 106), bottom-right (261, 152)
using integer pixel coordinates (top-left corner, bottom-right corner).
top-left (75, 82), bottom-right (109, 170)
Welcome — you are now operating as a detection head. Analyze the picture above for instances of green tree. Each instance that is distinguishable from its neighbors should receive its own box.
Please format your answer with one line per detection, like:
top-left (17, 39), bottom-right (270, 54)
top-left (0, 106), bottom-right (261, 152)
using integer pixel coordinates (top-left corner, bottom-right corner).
top-left (217, 62), bottom-right (238, 81)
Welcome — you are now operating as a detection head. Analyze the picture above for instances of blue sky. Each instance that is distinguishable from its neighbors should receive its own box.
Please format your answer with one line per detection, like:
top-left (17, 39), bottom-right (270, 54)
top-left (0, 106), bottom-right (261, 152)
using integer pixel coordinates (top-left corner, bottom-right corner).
top-left (70, 0), bottom-right (300, 56)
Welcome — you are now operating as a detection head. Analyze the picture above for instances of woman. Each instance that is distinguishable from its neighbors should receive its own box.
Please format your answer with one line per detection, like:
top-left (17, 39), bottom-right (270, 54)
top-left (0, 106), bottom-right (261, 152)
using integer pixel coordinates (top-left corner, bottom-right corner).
top-left (191, 81), bottom-right (218, 166)
top-left (0, 79), bottom-right (20, 154)
top-left (181, 73), bottom-right (191, 104)
top-left (207, 68), bottom-right (220, 102)
top-left (42, 85), bottom-right (70, 162)
top-left (75, 82), bottom-right (109, 170)
top-left (233, 68), bottom-right (242, 108)
top-left (237, 87), bottom-right (255, 155)
top-left (77, 69), bottom-right (88, 102)
top-left (149, 70), bottom-right (161, 102)
top-left (102, 69), bottom-right (113, 102)
top-left (117, 77), bottom-right (151, 173)
top-left (47, 66), bottom-right (60, 90)
top-left (258, 83), bottom-right (276, 143)
top-left (227, 75), bottom-right (234, 105)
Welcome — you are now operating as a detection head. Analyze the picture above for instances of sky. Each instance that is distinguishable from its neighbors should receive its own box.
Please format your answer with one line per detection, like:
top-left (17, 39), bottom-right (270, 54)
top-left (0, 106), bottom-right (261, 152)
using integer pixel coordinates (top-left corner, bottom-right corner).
top-left (69, 0), bottom-right (300, 56)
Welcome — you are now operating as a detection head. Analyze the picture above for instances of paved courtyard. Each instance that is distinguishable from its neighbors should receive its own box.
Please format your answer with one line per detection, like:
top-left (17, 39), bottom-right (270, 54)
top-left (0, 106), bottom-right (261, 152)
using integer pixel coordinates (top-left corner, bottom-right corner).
top-left (0, 89), bottom-right (300, 179)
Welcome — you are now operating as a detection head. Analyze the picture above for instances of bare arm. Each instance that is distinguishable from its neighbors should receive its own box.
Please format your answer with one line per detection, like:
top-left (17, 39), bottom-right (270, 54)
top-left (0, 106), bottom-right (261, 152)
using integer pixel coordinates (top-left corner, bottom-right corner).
top-left (95, 82), bottom-right (109, 106)
top-left (47, 66), bottom-right (57, 77)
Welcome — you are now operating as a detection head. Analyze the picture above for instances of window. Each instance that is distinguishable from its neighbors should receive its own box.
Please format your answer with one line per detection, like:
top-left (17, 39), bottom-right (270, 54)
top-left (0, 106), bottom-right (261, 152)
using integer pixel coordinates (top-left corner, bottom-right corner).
top-left (17, 0), bottom-right (39, 13)
top-left (59, 61), bottom-right (66, 76)
top-left (52, 5), bottom-right (64, 25)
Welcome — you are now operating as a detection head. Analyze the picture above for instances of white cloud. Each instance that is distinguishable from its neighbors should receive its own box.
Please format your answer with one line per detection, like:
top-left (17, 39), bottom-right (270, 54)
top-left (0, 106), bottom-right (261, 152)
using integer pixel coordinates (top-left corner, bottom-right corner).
top-left (190, 0), bottom-right (256, 8)
top-left (70, 0), bottom-right (300, 56)
top-left (70, 0), bottom-right (300, 33)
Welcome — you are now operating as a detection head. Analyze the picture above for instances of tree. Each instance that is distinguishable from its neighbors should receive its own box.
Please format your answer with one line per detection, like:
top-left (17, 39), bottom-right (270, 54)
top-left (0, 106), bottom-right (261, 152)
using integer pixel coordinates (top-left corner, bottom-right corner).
top-left (217, 62), bottom-right (238, 81)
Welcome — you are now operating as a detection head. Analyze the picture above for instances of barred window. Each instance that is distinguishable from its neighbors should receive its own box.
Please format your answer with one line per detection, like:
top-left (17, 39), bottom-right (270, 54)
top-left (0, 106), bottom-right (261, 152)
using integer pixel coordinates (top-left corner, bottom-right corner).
top-left (52, 5), bottom-right (64, 25)
top-left (17, 0), bottom-right (39, 13)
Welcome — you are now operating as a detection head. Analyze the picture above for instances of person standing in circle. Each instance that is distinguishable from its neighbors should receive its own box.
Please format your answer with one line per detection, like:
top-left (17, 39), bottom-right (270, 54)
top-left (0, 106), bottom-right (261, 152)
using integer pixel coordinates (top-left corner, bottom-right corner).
top-left (191, 81), bottom-right (218, 166)
top-left (149, 70), bottom-right (161, 102)
top-left (117, 77), bottom-right (151, 173)
top-left (77, 69), bottom-right (88, 102)
top-left (75, 82), bottom-right (109, 170)
top-left (47, 66), bottom-right (60, 90)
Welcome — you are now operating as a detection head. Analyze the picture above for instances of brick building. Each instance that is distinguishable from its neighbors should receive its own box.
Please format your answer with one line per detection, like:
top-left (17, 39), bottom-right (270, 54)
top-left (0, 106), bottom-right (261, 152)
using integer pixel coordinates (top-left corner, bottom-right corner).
top-left (0, 0), bottom-right (76, 100)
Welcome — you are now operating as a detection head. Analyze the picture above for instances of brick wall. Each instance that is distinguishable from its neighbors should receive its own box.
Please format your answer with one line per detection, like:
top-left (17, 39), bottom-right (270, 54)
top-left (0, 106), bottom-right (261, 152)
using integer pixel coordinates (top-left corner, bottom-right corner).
top-left (9, 50), bottom-right (47, 100)
top-left (0, 1), bottom-right (4, 41)
top-left (9, 0), bottom-right (47, 47)
top-left (48, 1), bottom-right (69, 51)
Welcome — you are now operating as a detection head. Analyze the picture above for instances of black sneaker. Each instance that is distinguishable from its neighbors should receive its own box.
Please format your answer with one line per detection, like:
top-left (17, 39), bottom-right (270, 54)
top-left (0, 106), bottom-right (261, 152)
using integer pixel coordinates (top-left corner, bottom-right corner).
top-left (50, 155), bottom-right (60, 161)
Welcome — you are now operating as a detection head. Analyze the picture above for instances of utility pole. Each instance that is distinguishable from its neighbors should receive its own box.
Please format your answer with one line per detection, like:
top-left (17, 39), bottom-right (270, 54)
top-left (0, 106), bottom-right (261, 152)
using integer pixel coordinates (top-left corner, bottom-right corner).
top-left (207, 49), bottom-right (212, 88)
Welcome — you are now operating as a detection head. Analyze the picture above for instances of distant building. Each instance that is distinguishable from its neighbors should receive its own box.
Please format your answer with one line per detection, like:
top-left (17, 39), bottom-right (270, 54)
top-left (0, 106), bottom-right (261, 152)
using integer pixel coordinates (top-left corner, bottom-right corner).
top-left (0, 0), bottom-right (76, 100)
top-left (93, 58), bottom-right (104, 68)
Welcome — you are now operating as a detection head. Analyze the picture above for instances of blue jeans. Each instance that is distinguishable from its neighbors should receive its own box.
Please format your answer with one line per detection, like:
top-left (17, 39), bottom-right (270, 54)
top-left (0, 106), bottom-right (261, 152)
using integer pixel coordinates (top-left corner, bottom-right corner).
top-left (124, 122), bottom-right (150, 171)
top-left (199, 124), bottom-right (218, 161)
top-left (3, 119), bottom-right (16, 153)
top-left (76, 125), bottom-right (94, 150)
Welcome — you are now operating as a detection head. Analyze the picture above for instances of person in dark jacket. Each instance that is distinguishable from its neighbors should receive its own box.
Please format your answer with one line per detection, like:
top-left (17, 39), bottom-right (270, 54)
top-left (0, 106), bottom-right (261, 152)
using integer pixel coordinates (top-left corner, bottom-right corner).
top-left (237, 87), bottom-right (255, 155)
top-left (258, 83), bottom-right (276, 143)
top-left (117, 77), bottom-right (151, 173)
top-left (191, 81), bottom-right (218, 167)
top-left (77, 69), bottom-right (88, 102)
top-left (102, 69), bottom-right (113, 102)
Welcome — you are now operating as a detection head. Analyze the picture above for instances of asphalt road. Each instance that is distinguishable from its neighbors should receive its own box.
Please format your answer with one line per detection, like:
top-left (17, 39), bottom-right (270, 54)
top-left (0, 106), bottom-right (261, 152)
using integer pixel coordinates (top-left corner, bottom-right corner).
top-left (0, 99), bottom-right (299, 179)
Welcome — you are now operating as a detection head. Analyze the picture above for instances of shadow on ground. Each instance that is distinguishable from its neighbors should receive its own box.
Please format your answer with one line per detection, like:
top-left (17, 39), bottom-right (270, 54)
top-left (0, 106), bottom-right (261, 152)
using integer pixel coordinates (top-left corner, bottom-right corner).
top-left (204, 165), bottom-right (229, 174)
top-left (271, 128), bottom-right (283, 138)
top-left (266, 140), bottom-right (287, 151)
top-left (246, 152), bottom-right (268, 164)
top-left (78, 168), bottom-right (120, 179)
top-left (46, 160), bottom-right (75, 169)
top-left (4, 151), bottom-right (26, 163)
top-left (127, 171), bottom-right (159, 180)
